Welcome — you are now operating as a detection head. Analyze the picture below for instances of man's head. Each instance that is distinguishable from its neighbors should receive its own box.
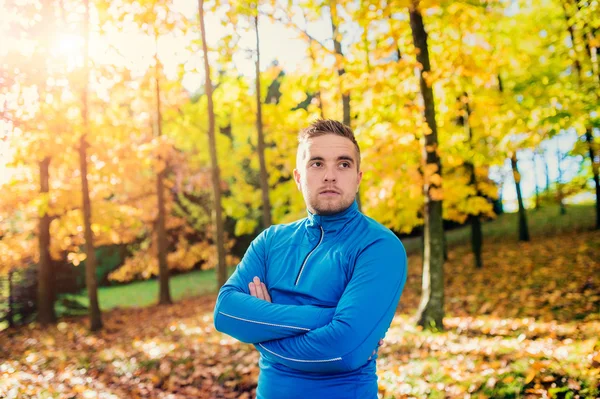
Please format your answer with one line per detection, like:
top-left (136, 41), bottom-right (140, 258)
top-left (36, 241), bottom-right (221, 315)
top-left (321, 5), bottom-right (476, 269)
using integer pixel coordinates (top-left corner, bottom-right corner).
top-left (293, 119), bottom-right (362, 216)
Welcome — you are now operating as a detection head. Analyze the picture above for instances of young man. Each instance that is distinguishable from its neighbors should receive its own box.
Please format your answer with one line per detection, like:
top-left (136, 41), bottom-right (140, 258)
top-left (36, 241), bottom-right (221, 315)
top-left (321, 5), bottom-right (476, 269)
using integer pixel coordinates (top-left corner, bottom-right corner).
top-left (214, 119), bottom-right (407, 398)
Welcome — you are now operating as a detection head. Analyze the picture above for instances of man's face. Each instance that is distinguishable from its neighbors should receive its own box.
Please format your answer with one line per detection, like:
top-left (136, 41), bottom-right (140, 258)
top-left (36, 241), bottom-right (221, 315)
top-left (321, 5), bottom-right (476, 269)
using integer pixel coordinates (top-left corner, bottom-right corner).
top-left (293, 134), bottom-right (362, 215)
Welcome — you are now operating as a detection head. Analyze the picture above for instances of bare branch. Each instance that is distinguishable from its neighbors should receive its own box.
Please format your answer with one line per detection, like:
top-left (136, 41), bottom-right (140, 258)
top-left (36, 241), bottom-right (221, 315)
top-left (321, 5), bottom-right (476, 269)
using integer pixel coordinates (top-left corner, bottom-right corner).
top-left (257, 8), bottom-right (335, 56)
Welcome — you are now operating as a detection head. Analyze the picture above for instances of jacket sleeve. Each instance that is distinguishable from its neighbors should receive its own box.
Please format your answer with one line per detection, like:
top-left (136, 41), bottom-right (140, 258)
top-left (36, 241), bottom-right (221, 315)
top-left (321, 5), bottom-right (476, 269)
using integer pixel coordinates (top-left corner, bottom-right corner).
top-left (255, 235), bottom-right (407, 373)
top-left (214, 228), bottom-right (335, 344)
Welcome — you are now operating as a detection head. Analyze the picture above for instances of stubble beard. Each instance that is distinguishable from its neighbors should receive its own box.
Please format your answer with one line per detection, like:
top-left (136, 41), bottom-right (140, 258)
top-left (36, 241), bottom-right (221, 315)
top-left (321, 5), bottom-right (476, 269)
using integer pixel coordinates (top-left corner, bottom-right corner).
top-left (306, 190), bottom-right (354, 216)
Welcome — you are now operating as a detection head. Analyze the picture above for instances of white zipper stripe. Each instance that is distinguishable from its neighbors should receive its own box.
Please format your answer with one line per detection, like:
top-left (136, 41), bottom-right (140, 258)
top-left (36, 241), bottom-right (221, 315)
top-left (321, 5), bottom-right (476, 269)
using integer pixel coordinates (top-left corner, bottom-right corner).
top-left (295, 226), bottom-right (324, 285)
top-left (259, 343), bottom-right (342, 363)
top-left (219, 311), bottom-right (310, 331)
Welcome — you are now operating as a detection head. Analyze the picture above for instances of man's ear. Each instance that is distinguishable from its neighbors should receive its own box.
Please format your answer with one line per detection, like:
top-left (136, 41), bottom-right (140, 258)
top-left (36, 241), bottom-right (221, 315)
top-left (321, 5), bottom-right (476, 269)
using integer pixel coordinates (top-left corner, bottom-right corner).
top-left (356, 170), bottom-right (363, 192)
top-left (293, 168), bottom-right (302, 191)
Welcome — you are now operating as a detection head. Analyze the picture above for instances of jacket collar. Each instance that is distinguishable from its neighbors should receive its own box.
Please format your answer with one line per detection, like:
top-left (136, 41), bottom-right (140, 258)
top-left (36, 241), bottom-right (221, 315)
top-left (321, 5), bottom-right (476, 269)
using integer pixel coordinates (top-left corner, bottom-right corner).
top-left (305, 200), bottom-right (360, 234)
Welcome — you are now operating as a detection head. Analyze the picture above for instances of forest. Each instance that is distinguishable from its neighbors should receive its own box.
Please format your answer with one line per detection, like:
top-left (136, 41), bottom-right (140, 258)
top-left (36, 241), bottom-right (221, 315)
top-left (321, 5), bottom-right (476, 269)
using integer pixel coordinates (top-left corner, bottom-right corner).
top-left (0, 0), bottom-right (599, 397)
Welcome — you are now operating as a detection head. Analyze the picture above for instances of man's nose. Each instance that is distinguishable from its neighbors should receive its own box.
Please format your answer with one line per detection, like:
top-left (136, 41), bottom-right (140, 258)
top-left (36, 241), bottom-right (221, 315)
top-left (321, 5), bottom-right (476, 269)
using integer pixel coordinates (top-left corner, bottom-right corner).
top-left (323, 166), bottom-right (337, 182)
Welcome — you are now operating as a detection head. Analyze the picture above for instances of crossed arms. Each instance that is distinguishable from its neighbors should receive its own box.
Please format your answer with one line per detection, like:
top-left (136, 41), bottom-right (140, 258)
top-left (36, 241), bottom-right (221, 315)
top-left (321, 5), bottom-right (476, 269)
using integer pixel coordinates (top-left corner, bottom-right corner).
top-left (213, 228), bottom-right (407, 374)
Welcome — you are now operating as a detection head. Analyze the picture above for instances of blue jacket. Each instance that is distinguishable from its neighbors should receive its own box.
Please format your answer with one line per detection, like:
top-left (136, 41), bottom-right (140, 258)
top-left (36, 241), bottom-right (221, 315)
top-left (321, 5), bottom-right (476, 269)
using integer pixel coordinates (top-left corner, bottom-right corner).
top-left (214, 201), bottom-right (407, 398)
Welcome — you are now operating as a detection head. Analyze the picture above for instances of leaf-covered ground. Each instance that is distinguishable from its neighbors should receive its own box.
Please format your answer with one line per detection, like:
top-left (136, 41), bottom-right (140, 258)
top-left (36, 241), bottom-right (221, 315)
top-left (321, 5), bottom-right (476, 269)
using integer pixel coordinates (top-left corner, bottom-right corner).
top-left (1, 229), bottom-right (599, 398)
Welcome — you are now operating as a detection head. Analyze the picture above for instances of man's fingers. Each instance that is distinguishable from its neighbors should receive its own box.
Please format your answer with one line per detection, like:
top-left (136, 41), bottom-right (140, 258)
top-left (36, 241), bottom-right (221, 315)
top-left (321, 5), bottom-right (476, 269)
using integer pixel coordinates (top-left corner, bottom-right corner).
top-left (261, 282), bottom-right (271, 303)
top-left (253, 276), bottom-right (265, 300)
top-left (368, 348), bottom-right (376, 360)
top-left (379, 339), bottom-right (384, 346)
top-left (249, 282), bottom-right (257, 297)
top-left (249, 277), bottom-right (271, 302)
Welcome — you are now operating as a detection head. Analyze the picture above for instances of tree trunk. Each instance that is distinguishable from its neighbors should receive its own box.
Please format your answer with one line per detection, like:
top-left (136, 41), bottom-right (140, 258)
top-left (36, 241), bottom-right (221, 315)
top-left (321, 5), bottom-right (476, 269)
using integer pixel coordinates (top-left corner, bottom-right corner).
top-left (329, 1), bottom-right (350, 128)
top-left (465, 160), bottom-right (482, 268)
top-left (532, 153), bottom-right (540, 210)
top-left (555, 140), bottom-right (566, 215)
top-left (7, 269), bottom-right (14, 328)
top-left (461, 92), bottom-right (483, 268)
top-left (585, 129), bottom-right (600, 229)
top-left (254, 13), bottom-right (272, 229)
top-left (470, 215), bottom-right (483, 268)
top-left (543, 151), bottom-right (551, 192)
top-left (330, 1), bottom-right (361, 210)
top-left (299, 8), bottom-right (325, 119)
top-left (199, 0), bottom-right (227, 288)
top-left (510, 154), bottom-right (530, 242)
top-left (569, 0), bottom-right (600, 84)
top-left (79, 0), bottom-right (102, 331)
top-left (37, 156), bottom-right (55, 325)
top-left (561, 1), bottom-right (599, 228)
top-left (153, 35), bottom-right (172, 305)
top-left (410, 1), bottom-right (445, 330)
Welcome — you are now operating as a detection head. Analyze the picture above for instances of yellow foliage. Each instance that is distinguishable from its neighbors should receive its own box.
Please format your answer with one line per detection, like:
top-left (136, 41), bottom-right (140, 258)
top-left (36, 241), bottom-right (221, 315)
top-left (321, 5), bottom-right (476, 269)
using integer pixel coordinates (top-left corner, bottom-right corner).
top-left (429, 187), bottom-right (444, 201)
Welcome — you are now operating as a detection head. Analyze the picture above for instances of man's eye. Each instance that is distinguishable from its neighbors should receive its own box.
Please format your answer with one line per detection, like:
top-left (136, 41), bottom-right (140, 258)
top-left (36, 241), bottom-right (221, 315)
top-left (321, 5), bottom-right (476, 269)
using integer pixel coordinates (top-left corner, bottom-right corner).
top-left (311, 162), bottom-right (322, 167)
top-left (340, 162), bottom-right (351, 168)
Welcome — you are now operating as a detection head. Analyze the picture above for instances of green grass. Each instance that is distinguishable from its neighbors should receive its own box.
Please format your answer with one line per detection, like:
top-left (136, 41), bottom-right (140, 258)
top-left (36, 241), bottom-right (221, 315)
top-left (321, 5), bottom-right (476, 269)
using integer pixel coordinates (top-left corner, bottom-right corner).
top-left (57, 267), bottom-right (235, 314)
top-left (58, 203), bottom-right (596, 313)
top-left (401, 203), bottom-right (596, 254)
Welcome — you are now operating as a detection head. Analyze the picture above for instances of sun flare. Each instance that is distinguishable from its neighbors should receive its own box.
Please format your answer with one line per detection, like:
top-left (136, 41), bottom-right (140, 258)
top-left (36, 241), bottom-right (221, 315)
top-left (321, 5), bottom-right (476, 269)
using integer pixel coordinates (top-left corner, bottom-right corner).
top-left (53, 33), bottom-right (84, 57)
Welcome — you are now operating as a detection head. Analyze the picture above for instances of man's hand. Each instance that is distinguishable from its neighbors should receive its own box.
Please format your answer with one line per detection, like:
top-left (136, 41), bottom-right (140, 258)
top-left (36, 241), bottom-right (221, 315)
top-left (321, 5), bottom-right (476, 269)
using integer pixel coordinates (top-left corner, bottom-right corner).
top-left (249, 276), bottom-right (271, 303)
top-left (368, 339), bottom-right (384, 360)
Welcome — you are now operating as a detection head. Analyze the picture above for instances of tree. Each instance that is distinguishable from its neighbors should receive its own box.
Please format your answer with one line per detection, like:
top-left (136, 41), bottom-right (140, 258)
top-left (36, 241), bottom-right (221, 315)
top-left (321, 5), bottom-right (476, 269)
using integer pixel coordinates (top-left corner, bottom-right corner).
top-left (80, 0), bottom-right (103, 330)
top-left (410, 0), bottom-right (445, 330)
top-left (459, 93), bottom-right (484, 268)
top-left (510, 152), bottom-right (531, 241)
top-left (153, 27), bottom-right (172, 305)
top-left (198, 0), bottom-right (227, 288)
top-left (37, 156), bottom-right (55, 325)
top-left (561, 0), bottom-right (600, 229)
top-left (31, 0), bottom-right (58, 326)
top-left (329, 0), bottom-right (350, 128)
top-left (253, 6), bottom-right (272, 229)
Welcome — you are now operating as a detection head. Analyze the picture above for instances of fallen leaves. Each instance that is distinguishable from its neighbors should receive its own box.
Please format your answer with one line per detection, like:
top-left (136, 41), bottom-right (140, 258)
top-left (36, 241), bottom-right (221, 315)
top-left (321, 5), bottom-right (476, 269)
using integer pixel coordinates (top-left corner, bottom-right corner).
top-left (0, 230), bottom-right (599, 398)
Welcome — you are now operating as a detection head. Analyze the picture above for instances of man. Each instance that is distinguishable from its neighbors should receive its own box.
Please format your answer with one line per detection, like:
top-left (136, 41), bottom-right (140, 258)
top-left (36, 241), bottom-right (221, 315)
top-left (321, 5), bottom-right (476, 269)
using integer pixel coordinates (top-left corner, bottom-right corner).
top-left (214, 119), bottom-right (407, 398)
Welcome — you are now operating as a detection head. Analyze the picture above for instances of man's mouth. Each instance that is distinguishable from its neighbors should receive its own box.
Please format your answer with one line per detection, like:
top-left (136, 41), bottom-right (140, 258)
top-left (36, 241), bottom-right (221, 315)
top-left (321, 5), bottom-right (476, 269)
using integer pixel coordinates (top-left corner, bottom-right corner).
top-left (319, 189), bottom-right (340, 195)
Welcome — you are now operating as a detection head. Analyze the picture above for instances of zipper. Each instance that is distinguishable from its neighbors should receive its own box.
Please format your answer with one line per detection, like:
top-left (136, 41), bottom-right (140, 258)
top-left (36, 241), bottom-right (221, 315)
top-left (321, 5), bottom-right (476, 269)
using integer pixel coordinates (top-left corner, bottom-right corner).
top-left (294, 225), bottom-right (324, 285)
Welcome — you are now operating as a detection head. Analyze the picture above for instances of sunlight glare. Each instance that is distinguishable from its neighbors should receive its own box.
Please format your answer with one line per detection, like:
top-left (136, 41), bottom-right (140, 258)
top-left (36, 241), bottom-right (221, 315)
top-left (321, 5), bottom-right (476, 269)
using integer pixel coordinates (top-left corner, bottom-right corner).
top-left (54, 33), bottom-right (84, 57)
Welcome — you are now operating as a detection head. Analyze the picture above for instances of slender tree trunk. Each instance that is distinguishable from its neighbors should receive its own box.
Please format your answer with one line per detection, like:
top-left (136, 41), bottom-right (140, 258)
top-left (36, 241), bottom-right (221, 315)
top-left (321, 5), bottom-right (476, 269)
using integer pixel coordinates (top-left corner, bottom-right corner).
top-left (561, 0), bottom-right (598, 226)
top-left (466, 162), bottom-right (482, 268)
top-left (199, 0), bottom-right (227, 288)
top-left (410, 1), bottom-right (444, 330)
top-left (153, 35), bottom-right (172, 305)
top-left (585, 129), bottom-right (600, 229)
top-left (510, 154), bottom-right (530, 242)
top-left (34, 0), bottom-right (56, 327)
top-left (461, 93), bottom-right (483, 268)
top-left (79, 0), bottom-right (102, 331)
top-left (7, 269), bottom-right (14, 328)
top-left (569, 0), bottom-right (600, 84)
top-left (556, 140), bottom-right (566, 215)
top-left (329, 0), bottom-right (350, 128)
top-left (329, 0), bottom-right (361, 211)
top-left (533, 153), bottom-right (540, 210)
top-left (37, 156), bottom-right (56, 325)
top-left (299, 8), bottom-right (325, 118)
top-left (254, 13), bottom-right (272, 229)
top-left (497, 73), bottom-right (529, 242)
top-left (543, 150), bottom-right (551, 192)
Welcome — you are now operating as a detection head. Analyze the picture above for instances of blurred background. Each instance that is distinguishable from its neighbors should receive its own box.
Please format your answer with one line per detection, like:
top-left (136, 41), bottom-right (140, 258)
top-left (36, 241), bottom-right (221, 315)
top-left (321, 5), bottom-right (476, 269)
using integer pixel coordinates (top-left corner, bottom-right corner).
top-left (0, 0), bottom-right (599, 397)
